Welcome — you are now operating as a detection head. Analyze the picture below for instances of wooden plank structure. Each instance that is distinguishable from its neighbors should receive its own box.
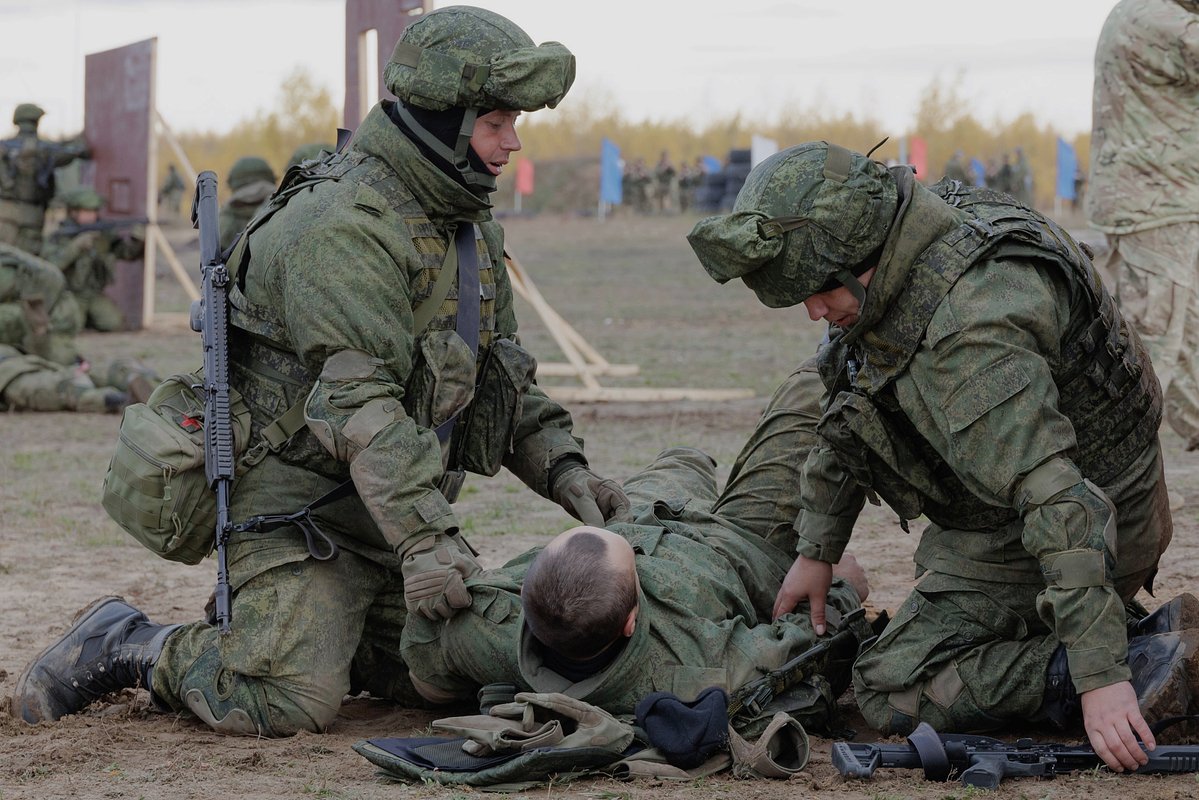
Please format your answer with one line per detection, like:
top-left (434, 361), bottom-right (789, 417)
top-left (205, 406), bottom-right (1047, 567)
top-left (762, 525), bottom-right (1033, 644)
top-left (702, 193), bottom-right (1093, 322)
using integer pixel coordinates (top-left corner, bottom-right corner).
top-left (505, 250), bottom-right (753, 403)
top-left (344, 0), bottom-right (430, 128)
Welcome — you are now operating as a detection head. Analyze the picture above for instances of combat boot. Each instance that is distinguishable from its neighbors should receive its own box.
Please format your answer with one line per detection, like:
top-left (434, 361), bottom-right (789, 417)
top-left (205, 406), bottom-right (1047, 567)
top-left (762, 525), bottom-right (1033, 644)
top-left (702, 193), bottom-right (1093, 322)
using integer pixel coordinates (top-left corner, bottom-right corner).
top-left (1127, 630), bottom-right (1196, 727)
top-left (1042, 631), bottom-right (1196, 729)
top-left (1129, 593), bottom-right (1199, 638)
top-left (11, 596), bottom-right (180, 724)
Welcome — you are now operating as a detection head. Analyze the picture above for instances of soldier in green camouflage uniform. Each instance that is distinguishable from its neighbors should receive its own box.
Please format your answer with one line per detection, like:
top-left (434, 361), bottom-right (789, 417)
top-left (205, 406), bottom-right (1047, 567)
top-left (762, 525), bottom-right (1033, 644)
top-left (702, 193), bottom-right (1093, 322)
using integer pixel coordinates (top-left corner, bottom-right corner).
top-left (1088, 0), bottom-right (1199, 450)
top-left (400, 364), bottom-right (870, 733)
top-left (0, 239), bottom-right (84, 365)
top-left (13, 6), bottom-right (626, 739)
top-left (0, 104), bottom-right (91, 255)
top-left (43, 187), bottom-right (144, 332)
top-left (217, 156), bottom-right (277, 252)
top-left (0, 344), bottom-right (130, 412)
top-left (688, 141), bottom-right (1183, 773)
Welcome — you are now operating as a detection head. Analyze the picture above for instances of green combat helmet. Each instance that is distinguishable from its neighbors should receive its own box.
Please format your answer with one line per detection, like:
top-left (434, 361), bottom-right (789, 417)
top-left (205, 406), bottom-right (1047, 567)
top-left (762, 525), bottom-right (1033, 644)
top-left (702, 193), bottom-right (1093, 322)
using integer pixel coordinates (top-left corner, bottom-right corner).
top-left (687, 141), bottom-right (897, 308)
top-left (227, 156), bottom-right (277, 191)
top-left (13, 103), bottom-right (45, 126)
top-left (383, 4), bottom-right (575, 191)
top-left (62, 186), bottom-right (105, 211)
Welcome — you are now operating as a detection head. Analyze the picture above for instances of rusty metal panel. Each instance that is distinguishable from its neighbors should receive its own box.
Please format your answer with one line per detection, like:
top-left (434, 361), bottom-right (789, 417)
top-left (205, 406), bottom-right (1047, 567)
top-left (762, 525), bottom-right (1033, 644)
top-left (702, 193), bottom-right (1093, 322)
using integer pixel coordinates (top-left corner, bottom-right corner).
top-left (344, 0), bottom-right (429, 129)
top-left (84, 38), bottom-right (155, 330)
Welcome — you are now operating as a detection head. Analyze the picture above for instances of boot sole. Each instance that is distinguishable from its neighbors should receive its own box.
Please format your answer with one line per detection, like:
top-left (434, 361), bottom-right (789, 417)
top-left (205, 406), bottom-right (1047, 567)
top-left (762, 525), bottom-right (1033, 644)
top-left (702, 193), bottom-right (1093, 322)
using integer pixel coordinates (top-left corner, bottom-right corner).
top-left (10, 595), bottom-right (128, 724)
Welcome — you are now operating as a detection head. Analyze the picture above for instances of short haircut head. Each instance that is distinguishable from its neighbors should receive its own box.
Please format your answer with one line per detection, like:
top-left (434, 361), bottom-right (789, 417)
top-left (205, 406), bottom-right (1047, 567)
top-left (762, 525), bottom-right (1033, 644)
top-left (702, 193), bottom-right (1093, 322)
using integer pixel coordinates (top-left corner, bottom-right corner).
top-left (522, 529), bottom-right (638, 660)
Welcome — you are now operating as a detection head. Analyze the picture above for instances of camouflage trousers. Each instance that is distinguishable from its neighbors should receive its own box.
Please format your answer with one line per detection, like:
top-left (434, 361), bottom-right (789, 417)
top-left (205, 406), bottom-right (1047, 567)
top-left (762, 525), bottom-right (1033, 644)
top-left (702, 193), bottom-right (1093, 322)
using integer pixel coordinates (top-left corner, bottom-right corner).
top-left (0, 349), bottom-right (153, 411)
top-left (76, 291), bottom-right (126, 332)
top-left (853, 438), bottom-right (1172, 735)
top-left (1107, 223), bottom-right (1199, 447)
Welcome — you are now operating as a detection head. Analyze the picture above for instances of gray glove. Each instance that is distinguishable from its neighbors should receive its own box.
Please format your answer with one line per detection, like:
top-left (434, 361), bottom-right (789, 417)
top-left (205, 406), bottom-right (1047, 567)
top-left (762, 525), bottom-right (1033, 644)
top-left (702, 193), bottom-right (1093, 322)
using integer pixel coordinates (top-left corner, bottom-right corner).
top-left (551, 465), bottom-right (630, 527)
top-left (401, 534), bottom-right (483, 621)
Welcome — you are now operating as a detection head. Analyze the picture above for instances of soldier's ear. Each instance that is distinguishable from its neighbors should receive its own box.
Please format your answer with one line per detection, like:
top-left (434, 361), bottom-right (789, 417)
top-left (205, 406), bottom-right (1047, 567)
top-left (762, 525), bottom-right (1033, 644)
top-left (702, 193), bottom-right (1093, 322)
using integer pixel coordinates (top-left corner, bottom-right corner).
top-left (622, 605), bottom-right (638, 638)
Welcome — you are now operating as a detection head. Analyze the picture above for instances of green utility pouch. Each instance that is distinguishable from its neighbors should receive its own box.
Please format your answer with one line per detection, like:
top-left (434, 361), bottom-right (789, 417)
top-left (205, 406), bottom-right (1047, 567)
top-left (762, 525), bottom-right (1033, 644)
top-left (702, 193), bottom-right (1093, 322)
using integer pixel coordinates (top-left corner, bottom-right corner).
top-left (453, 337), bottom-right (537, 476)
top-left (404, 330), bottom-right (478, 436)
top-left (101, 372), bottom-right (252, 564)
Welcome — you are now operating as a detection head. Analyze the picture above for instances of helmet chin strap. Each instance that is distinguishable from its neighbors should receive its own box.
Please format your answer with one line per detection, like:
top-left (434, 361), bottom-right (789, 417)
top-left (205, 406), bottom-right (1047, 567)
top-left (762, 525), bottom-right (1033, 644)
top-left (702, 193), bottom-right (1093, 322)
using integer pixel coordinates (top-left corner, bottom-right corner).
top-left (833, 268), bottom-right (867, 305)
top-left (394, 103), bottom-right (497, 192)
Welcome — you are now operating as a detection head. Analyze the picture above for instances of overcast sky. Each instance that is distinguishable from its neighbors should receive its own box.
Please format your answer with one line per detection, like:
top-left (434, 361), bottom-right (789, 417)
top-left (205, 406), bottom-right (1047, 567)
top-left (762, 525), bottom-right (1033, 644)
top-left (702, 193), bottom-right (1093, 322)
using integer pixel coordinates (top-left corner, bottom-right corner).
top-left (2, 0), bottom-right (1115, 139)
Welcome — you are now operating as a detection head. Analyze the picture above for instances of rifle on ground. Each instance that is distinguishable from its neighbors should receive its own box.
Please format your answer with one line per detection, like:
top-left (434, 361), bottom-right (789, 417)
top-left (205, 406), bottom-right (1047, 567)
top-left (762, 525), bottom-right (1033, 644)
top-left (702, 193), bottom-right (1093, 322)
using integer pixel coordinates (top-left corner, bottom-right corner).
top-left (190, 170), bottom-right (235, 634)
top-left (833, 720), bottom-right (1199, 789)
top-left (727, 607), bottom-right (878, 723)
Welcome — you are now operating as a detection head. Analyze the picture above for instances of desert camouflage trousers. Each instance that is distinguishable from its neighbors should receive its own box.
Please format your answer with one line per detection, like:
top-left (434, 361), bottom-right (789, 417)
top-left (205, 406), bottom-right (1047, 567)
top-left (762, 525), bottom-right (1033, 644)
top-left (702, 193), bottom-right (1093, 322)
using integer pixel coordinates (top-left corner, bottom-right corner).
top-left (853, 438), bottom-right (1171, 735)
top-left (151, 361), bottom-right (830, 736)
top-left (1106, 223), bottom-right (1199, 448)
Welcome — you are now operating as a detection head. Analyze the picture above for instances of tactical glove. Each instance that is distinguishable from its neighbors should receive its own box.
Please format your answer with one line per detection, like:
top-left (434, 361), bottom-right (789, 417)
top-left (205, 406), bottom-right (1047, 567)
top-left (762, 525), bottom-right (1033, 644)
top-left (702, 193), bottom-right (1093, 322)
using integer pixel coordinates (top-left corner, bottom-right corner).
top-left (401, 534), bottom-right (483, 621)
top-left (550, 465), bottom-right (630, 527)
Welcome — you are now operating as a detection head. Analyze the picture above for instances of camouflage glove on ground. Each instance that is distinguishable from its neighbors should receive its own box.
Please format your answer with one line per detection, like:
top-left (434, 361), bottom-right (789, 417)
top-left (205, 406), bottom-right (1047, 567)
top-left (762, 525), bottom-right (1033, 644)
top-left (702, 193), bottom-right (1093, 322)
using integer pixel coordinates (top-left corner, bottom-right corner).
top-left (551, 465), bottom-right (630, 527)
top-left (401, 534), bottom-right (483, 621)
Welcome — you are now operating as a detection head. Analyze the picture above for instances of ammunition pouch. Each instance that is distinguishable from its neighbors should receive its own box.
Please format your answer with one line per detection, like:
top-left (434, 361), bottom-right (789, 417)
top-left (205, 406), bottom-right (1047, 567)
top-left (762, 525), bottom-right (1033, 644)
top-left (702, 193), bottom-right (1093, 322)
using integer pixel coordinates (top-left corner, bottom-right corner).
top-left (453, 337), bottom-right (537, 477)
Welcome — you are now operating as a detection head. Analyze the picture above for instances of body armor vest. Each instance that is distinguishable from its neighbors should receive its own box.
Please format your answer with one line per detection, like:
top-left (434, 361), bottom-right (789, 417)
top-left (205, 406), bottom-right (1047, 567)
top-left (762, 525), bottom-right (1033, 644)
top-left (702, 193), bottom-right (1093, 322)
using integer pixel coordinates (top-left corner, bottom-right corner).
top-left (819, 182), bottom-right (1161, 531)
top-left (224, 148), bottom-right (499, 467)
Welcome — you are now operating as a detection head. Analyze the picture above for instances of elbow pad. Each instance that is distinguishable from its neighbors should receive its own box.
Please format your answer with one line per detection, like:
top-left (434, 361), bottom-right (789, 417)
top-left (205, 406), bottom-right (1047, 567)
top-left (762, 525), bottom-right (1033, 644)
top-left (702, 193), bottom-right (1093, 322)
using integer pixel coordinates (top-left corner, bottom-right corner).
top-left (305, 349), bottom-right (404, 462)
top-left (1016, 457), bottom-right (1116, 589)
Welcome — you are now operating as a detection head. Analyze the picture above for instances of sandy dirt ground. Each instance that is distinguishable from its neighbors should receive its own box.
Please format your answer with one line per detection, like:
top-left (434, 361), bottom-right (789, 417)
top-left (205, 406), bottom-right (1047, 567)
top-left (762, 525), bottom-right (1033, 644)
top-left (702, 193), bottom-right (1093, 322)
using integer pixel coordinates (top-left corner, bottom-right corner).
top-left (2, 214), bottom-right (1197, 800)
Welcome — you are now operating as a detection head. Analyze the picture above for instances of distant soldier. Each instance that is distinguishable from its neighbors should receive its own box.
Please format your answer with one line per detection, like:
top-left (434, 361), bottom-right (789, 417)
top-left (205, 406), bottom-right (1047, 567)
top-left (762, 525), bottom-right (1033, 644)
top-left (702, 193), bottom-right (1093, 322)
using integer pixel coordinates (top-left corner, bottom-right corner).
top-left (654, 150), bottom-right (677, 213)
top-left (285, 142), bottom-right (333, 171)
top-left (1011, 147), bottom-right (1034, 206)
top-left (0, 345), bottom-right (128, 413)
top-left (943, 149), bottom-right (971, 184)
top-left (43, 187), bottom-right (145, 332)
top-left (217, 156), bottom-right (277, 252)
top-left (158, 164), bottom-right (185, 219)
top-left (0, 103), bottom-right (91, 255)
top-left (0, 241), bottom-right (156, 406)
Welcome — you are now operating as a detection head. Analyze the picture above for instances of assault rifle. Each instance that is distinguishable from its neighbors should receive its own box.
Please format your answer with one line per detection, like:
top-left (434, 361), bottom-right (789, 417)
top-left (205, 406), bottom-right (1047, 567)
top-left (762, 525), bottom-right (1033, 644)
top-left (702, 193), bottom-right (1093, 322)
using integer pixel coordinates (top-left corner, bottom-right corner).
top-left (190, 170), bottom-right (235, 634)
top-left (833, 721), bottom-right (1199, 789)
top-left (727, 607), bottom-right (878, 724)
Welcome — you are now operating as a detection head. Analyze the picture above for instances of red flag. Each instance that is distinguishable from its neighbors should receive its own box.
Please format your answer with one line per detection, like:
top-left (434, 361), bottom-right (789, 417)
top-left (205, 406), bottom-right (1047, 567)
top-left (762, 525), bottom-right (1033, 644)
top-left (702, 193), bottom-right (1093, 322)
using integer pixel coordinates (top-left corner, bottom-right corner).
top-left (514, 159), bottom-right (534, 196)
top-left (909, 136), bottom-right (928, 182)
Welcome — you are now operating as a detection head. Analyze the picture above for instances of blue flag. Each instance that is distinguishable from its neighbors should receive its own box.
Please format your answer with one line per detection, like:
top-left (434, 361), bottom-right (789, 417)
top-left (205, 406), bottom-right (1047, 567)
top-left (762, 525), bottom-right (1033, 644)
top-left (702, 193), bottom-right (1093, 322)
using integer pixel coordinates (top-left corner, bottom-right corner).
top-left (702, 155), bottom-right (722, 174)
top-left (600, 138), bottom-right (622, 205)
top-left (969, 158), bottom-right (986, 187)
top-left (1056, 138), bottom-right (1078, 201)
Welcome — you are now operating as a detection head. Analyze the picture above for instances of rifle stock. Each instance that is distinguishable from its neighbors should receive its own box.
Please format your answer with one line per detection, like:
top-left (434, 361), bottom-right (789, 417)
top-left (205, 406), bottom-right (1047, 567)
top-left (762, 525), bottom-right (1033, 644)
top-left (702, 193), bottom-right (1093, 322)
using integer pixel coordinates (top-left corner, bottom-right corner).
top-left (190, 170), bottom-right (235, 634)
top-left (834, 721), bottom-right (1199, 788)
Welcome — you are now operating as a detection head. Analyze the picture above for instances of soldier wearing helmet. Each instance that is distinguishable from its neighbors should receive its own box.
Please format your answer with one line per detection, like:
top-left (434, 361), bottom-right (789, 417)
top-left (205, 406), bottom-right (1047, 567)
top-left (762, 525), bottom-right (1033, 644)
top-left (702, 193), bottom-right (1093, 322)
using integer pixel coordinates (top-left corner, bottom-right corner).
top-left (42, 186), bottom-right (146, 332)
top-left (0, 103), bottom-right (91, 255)
top-left (689, 141), bottom-right (1186, 773)
top-left (218, 156), bottom-right (277, 251)
top-left (12, 6), bottom-right (626, 738)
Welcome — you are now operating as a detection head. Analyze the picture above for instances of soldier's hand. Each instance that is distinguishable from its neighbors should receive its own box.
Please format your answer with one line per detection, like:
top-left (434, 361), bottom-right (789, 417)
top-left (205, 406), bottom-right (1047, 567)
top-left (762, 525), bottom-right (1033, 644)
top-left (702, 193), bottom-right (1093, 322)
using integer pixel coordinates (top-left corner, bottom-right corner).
top-left (551, 465), bottom-right (630, 527)
top-left (773, 555), bottom-right (833, 633)
top-left (401, 534), bottom-right (483, 621)
top-left (1080, 681), bottom-right (1154, 772)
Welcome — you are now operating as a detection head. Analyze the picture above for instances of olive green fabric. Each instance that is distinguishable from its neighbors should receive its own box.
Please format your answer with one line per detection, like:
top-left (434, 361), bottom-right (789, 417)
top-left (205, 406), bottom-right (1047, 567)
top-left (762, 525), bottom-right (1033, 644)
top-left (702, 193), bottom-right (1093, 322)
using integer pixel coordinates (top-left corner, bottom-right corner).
top-left (227, 156), bottom-right (276, 191)
top-left (0, 240), bottom-right (83, 364)
top-left (0, 344), bottom-right (122, 412)
top-left (687, 141), bottom-right (897, 307)
top-left (402, 368), bottom-right (865, 736)
top-left (777, 176), bottom-right (1171, 734)
top-left (12, 103), bottom-right (44, 125)
top-left (61, 186), bottom-right (104, 210)
top-left (0, 123), bottom-right (90, 255)
top-left (149, 99), bottom-right (585, 737)
top-left (384, 6), bottom-right (574, 113)
top-left (43, 217), bottom-right (144, 332)
top-left (218, 180), bottom-right (276, 252)
top-left (286, 143), bottom-right (332, 170)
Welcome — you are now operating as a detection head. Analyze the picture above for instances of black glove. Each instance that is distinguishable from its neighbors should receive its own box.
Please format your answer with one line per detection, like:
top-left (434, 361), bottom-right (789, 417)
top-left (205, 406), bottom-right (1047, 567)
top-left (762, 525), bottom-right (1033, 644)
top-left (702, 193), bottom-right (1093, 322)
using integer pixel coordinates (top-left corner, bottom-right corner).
top-left (550, 465), bottom-right (630, 527)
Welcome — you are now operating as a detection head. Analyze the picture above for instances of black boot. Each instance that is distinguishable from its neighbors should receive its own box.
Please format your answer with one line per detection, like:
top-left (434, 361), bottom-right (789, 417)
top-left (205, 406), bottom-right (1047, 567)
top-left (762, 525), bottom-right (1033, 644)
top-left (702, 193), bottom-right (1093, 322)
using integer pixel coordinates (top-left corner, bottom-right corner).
top-left (1042, 644), bottom-right (1079, 728)
top-left (1127, 631), bottom-right (1194, 725)
top-left (1129, 593), bottom-right (1199, 638)
top-left (11, 596), bottom-right (180, 724)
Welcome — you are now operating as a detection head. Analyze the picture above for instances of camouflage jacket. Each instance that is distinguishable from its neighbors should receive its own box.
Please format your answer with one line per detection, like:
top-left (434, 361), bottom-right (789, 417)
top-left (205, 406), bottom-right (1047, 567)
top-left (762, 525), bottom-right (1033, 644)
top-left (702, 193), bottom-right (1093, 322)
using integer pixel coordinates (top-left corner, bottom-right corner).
top-left (43, 222), bottom-right (144, 297)
top-left (224, 102), bottom-right (583, 566)
top-left (795, 174), bottom-right (1164, 693)
top-left (401, 497), bottom-right (863, 724)
top-left (0, 241), bottom-right (81, 364)
top-left (1087, 0), bottom-right (1199, 233)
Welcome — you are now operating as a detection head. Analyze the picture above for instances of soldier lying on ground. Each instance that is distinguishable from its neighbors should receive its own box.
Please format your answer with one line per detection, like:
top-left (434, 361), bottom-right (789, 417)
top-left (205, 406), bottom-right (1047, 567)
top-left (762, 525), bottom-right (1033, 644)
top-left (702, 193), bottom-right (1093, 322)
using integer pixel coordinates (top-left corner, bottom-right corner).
top-left (399, 364), bottom-right (873, 731)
